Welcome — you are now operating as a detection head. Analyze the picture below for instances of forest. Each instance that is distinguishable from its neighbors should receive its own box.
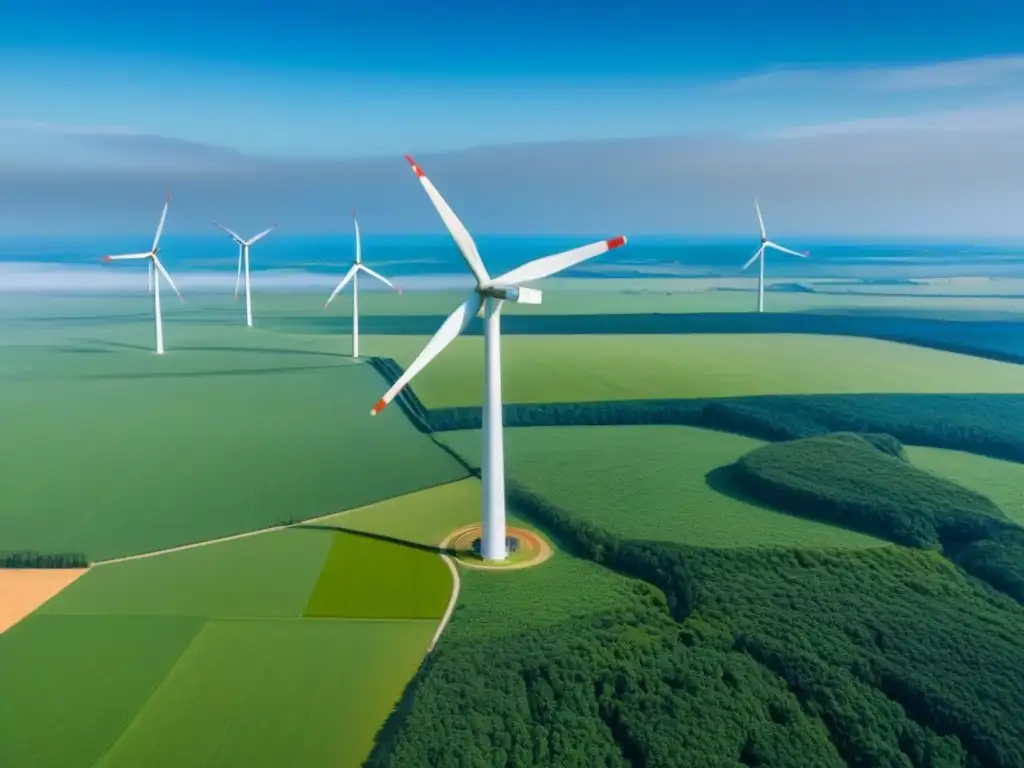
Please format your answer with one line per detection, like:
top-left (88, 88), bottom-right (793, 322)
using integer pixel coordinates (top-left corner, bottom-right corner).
top-left (368, 480), bottom-right (1024, 768)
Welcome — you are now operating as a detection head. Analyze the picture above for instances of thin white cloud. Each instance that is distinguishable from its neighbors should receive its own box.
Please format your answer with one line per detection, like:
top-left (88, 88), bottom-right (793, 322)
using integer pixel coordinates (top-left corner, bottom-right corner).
top-left (771, 104), bottom-right (1024, 138)
top-left (722, 54), bottom-right (1024, 93)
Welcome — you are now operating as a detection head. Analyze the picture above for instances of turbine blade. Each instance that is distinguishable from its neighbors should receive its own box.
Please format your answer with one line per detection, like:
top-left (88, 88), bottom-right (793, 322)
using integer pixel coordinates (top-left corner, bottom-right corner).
top-left (234, 245), bottom-right (244, 299)
top-left (371, 292), bottom-right (482, 416)
top-left (214, 223), bottom-right (244, 244)
top-left (246, 224), bottom-right (277, 245)
top-left (765, 242), bottom-right (809, 259)
top-left (153, 257), bottom-right (183, 301)
top-left (324, 264), bottom-right (358, 307)
top-left (494, 236), bottom-right (627, 286)
top-left (754, 199), bottom-right (766, 240)
top-left (742, 246), bottom-right (765, 271)
top-left (353, 210), bottom-right (361, 264)
top-left (359, 264), bottom-right (401, 293)
top-left (404, 155), bottom-right (489, 285)
top-left (102, 252), bottom-right (153, 261)
top-left (152, 193), bottom-right (171, 252)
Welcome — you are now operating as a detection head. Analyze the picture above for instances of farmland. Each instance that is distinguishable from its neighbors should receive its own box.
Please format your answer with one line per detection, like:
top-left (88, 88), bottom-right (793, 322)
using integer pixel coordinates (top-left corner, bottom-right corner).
top-left (0, 313), bottom-right (468, 561)
top-left (439, 425), bottom-right (885, 549)
top-left (370, 333), bottom-right (1024, 408)
top-left (0, 480), bottom-right (469, 768)
top-left (5, 277), bottom-right (1024, 767)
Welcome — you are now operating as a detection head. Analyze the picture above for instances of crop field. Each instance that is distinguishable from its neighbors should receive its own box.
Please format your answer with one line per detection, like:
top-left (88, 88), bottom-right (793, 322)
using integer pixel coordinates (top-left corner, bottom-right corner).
top-left (439, 425), bottom-right (886, 548)
top-left (369, 333), bottom-right (1024, 409)
top-left (303, 530), bottom-right (451, 619)
top-left (906, 446), bottom-right (1024, 525)
top-left (0, 479), bottom-right (461, 767)
top-left (0, 312), bottom-right (468, 561)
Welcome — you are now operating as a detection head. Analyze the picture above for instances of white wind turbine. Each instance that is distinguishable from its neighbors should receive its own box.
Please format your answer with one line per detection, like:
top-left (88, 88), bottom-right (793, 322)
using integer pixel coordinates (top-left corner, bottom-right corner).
top-left (370, 155), bottom-right (627, 561)
top-left (214, 222), bottom-right (277, 327)
top-left (742, 199), bottom-right (809, 313)
top-left (101, 193), bottom-right (183, 354)
top-left (324, 210), bottom-right (402, 359)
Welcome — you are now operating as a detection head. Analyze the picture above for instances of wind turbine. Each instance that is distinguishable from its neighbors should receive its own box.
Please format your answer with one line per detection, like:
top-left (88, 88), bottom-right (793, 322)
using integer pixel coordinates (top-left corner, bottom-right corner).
top-left (324, 210), bottom-right (402, 359)
top-left (370, 155), bottom-right (627, 561)
top-left (214, 222), bottom-right (277, 327)
top-left (101, 193), bottom-right (183, 355)
top-left (742, 199), bottom-right (809, 313)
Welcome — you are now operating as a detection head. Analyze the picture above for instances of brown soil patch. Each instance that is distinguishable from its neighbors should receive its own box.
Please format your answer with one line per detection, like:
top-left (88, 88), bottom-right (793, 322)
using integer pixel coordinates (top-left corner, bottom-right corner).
top-left (441, 525), bottom-right (553, 571)
top-left (0, 569), bottom-right (88, 633)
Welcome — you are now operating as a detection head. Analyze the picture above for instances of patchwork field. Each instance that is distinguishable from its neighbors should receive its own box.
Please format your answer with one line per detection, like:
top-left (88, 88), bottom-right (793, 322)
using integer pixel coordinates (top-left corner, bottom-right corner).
top-left (370, 333), bottom-right (1024, 408)
top-left (0, 480), bottom-right (473, 768)
top-left (907, 446), bottom-right (1024, 525)
top-left (439, 425), bottom-right (886, 549)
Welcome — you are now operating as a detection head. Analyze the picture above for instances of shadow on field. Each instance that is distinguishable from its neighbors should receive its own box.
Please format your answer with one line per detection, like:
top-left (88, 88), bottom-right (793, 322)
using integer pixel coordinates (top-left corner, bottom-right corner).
top-left (77, 362), bottom-right (344, 381)
top-left (294, 524), bottom-right (453, 556)
top-left (75, 338), bottom-right (153, 352)
top-left (174, 344), bottom-right (352, 360)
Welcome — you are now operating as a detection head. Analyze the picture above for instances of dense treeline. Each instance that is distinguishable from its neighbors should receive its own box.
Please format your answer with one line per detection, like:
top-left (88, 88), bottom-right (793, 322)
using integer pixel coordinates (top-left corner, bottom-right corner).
top-left (728, 432), bottom-right (1024, 604)
top-left (369, 356), bottom-right (1024, 463)
top-left (294, 313), bottom-right (1024, 364)
top-left (369, 494), bottom-right (1024, 767)
top-left (0, 551), bottom-right (88, 568)
top-left (730, 433), bottom-right (1006, 549)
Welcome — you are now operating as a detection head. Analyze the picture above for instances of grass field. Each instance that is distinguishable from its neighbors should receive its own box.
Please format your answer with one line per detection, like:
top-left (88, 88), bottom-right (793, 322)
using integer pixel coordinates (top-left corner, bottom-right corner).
top-left (0, 315), bottom-right (468, 560)
top-left (907, 446), bottom-right (1024, 525)
top-left (303, 530), bottom-right (451, 619)
top-left (92, 618), bottom-right (434, 768)
top-left (439, 425), bottom-right (885, 549)
top-left (39, 528), bottom-right (335, 618)
top-left (0, 477), bottom-right (469, 768)
top-left (369, 333), bottom-right (1024, 408)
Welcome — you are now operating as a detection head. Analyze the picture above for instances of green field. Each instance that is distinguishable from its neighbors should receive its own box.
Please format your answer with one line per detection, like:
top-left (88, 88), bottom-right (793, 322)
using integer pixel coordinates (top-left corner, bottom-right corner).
top-left (0, 479), bottom-right (465, 767)
top-left (304, 530), bottom-right (451, 619)
top-left (368, 333), bottom-right (1024, 408)
top-left (0, 314), bottom-right (468, 561)
top-left (907, 445), bottom-right (1024, 525)
top-left (40, 528), bottom-right (334, 618)
top-left (439, 425), bottom-right (885, 548)
top-left (317, 478), bottom-right (483, 548)
top-left (93, 618), bottom-right (434, 768)
top-left (0, 614), bottom-right (206, 767)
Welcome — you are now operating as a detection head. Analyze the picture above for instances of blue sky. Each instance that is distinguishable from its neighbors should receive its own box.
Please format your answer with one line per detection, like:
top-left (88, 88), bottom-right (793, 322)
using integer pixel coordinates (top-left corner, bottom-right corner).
top-left (2, 0), bottom-right (1024, 236)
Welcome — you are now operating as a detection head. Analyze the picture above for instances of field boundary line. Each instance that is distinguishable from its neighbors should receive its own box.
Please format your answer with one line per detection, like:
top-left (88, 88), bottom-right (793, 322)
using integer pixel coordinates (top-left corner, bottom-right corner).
top-left (91, 477), bottom-right (473, 567)
top-left (428, 553), bottom-right (461, 654)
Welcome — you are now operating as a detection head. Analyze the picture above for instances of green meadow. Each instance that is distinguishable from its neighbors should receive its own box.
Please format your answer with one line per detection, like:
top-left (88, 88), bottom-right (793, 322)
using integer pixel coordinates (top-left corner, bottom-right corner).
top-left (439, 425), bottom-right (885, 549)
top-left (370, 333), bottom-right (1024, 408)
top-left (907, 445), bottom-right (1024, 525)
top-left (0, 313), bottom-right (468, 561)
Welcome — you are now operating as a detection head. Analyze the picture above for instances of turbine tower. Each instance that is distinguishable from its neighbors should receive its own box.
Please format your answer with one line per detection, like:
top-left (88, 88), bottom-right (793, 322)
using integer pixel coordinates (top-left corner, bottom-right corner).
top-left (324, 210), bottom-right (402, 359)
top-left (370, 155), bottom-right (627, 561)
top-left (742, 199), bottom-right (809, 312)
top-left (101, 193), bottom-right (183, 354)
top-left (214, 222), bottom-right (277, 327)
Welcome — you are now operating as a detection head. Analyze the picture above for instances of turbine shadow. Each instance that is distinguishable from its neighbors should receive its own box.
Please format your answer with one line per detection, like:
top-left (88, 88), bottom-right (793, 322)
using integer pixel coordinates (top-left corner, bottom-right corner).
top-left (76, 362), bottom-right (342, 381)
top-left (75, 338), bottom-right (153, 352)
top-left (293, 524), bottom-right (454, 556)
top-left (174, 345), bottom-right (350, 360)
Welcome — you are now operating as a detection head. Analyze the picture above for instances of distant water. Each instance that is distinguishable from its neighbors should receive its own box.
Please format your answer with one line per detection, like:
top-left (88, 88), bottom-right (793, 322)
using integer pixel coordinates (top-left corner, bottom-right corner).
top-left (1, 234), bottom-right (1023, 281)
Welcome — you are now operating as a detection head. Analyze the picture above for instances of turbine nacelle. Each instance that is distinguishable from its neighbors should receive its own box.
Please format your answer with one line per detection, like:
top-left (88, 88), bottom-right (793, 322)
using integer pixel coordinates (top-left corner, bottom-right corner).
top-left (480, 284), bottom-right (543, 305)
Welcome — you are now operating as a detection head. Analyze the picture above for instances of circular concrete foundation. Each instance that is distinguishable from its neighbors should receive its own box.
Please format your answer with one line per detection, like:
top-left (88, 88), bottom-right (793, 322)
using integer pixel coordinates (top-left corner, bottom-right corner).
top-left (441, 525), bottom-right (554, 571)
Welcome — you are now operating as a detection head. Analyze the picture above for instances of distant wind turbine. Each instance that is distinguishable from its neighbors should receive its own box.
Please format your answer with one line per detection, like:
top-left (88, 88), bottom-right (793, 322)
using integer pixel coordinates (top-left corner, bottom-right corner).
top-left (101, 193), bottom-right (183, 355)
top-left (214, 222), bottom-right (277, 327)
top-left (742, 199), bottom-right (809, 312)
top-left (324, 210), bottom-right (402, 359)
top-left (370, 155), bottom-right (627, 562)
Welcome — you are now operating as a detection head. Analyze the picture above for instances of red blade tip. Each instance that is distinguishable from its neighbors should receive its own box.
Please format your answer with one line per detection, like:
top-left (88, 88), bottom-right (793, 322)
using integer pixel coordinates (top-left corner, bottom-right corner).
top-left (606, 235), bottom-right (627, 250)
top-left (404, 155), bottom-right (424, 177)
top-left (101, 255), bottom-right (112, 262)
top-left (370, 399), bottom-right (388, 416)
